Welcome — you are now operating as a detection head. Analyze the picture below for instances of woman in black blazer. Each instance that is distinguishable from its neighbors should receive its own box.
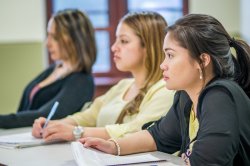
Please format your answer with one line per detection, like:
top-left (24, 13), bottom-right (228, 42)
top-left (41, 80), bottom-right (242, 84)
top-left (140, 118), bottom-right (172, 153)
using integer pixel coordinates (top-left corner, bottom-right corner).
top-left (0, 9), bottom-right (97, 128)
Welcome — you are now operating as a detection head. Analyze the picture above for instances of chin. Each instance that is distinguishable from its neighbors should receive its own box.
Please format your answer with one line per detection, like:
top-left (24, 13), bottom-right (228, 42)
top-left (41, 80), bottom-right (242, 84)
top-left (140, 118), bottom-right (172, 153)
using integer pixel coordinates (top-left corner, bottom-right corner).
top-left (52, 57), bottom-right (61, 62)
top-left (50, 54), bottom-right (56, 60)
top-left (165, 84), bottom-right (176, 90)
top-left (115, 65), bottom-right (127, 72)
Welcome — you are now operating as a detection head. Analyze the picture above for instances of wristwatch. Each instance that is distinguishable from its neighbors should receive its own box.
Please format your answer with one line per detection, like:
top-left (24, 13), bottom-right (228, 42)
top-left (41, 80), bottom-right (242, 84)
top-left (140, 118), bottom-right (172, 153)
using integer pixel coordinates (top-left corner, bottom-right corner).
top-left (73, 126), bottom-right (84, 140)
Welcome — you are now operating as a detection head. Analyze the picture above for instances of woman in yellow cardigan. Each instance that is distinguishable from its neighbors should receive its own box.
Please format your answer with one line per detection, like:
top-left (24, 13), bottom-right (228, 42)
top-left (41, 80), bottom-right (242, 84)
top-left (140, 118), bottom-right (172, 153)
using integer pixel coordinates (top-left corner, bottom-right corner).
top-left (32, 11), bottom-right (174, 141)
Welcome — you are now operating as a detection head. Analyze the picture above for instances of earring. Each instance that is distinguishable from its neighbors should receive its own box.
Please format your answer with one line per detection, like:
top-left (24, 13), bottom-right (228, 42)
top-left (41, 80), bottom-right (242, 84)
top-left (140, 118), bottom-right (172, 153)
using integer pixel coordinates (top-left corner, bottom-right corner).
top-left (199, 69), bottom-right (203, 80)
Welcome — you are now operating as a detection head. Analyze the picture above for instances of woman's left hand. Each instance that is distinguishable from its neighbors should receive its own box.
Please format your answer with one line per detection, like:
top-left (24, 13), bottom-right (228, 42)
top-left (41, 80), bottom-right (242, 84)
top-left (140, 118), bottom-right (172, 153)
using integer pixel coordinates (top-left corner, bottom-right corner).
top-left (79, 137), bottom-right (117, 155)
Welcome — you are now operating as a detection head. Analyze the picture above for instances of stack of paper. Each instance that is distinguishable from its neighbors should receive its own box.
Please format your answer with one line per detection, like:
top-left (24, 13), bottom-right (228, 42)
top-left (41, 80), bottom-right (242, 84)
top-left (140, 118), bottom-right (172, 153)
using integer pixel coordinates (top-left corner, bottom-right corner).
top-left (0, 132), bottom-right (45, 149)
top-left (71, 142), bottom-right (168, 166)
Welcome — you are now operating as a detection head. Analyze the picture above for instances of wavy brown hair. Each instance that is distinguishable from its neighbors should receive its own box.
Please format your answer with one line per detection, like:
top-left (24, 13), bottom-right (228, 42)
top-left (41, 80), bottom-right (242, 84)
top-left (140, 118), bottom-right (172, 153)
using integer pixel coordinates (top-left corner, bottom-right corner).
top-left (116, 11), bottom-right (168, 123)
top-left (53, 9), bottom-right (97, 73)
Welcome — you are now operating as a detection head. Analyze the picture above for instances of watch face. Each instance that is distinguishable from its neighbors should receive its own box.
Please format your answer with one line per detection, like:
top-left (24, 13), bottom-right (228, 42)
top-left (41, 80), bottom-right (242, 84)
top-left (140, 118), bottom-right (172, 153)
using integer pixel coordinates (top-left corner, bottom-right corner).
top-left (73, 126), bottom-right (84, 139)
top-left (75, 127), bottom-right (81, 134)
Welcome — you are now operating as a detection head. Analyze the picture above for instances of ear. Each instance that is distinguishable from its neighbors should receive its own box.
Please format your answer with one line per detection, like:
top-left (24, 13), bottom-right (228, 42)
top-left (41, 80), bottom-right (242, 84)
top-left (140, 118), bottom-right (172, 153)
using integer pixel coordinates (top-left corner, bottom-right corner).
top-left (199, 53), bottom-right (211, 68)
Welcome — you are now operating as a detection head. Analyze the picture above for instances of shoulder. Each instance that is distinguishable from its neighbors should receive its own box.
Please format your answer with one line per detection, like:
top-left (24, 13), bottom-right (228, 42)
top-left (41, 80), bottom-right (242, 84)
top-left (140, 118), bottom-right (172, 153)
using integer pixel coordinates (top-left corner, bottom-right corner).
top-left (200, 79), bottom-right (248, 103)
top-left (98, 78), bottom-right (134, 98)
top-left (113, 78), bottom-right (134, 88)
top-left (198, 79), bottom-right (250, 117)
top-left (117, 78), bottom-right (134, 84)
top-left (62, 72), bottom-right (94, 88)
top-left (67, 72), bottom-right (93, 81)
top-left (206, 79), bottom-right (241, 91)
top-left (149, 79), bottom-right (166, 91)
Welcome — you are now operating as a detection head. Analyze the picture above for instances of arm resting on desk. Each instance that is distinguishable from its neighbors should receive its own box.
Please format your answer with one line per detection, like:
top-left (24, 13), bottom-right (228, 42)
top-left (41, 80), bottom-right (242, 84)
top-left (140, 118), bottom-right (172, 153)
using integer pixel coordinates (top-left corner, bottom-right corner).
top-left (81, 130), bottom-right (157, 155)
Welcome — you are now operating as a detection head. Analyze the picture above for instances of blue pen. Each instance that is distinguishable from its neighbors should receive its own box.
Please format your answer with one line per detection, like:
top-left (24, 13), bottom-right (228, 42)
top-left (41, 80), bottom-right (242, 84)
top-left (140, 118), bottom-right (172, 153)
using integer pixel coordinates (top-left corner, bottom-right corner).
top-left (43, 101), bottom-right (59, 129)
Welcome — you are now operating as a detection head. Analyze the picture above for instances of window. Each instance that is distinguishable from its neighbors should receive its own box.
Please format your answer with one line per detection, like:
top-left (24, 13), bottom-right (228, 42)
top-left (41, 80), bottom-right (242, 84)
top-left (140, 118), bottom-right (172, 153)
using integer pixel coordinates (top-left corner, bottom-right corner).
top-left (128, 0), bottom-right (184, 26)
top-left (46, 0), bottom-right (188, 96)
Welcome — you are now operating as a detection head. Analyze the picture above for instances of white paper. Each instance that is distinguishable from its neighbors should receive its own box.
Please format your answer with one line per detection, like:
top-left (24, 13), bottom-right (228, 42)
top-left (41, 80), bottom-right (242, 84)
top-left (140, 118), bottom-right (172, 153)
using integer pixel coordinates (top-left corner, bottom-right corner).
top-left (0, 132), bottom-right (45, 149)
top-left (71, 142), bottom-right (167, 166)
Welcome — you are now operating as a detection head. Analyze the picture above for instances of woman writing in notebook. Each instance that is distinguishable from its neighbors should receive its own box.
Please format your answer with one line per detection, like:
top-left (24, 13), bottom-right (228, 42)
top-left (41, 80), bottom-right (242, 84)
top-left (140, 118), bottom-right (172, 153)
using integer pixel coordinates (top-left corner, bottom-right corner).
top-left (32, 11), bottom-right (175, 141)
top-left (0, 9), bottom-right (96, 128)
top-left (80, 14), bottom-right (250, 165)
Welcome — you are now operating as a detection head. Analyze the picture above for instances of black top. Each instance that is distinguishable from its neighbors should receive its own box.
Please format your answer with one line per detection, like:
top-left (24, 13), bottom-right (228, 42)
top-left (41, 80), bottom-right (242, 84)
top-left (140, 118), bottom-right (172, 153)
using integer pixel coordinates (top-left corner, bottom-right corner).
top-left (148, 79), bottom-right (250, 166)
top-left (0, 65), bottom-right (94, 129)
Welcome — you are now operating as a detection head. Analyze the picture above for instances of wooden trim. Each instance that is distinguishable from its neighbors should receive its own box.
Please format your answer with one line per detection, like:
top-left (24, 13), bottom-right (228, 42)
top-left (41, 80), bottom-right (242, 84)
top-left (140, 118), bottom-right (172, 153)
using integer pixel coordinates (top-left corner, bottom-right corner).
top-left (183, 0), bottom-right (189, 15)
top-left (46, 0), bottom-right (53, 64)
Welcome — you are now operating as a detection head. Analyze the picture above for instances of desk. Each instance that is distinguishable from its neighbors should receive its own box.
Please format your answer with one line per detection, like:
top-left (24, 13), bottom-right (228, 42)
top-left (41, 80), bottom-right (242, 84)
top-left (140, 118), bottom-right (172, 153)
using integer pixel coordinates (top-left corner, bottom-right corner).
top-left (0, 127), bottom-right (185, 166)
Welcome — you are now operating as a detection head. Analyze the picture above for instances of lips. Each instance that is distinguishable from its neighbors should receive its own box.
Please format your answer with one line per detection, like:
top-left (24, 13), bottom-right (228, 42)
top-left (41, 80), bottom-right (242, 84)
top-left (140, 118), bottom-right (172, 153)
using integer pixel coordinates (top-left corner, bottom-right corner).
top-left (48, 49), bottom-right (54, 54)
top-left (162, 74), bottom-right (169, 81)
top-left (113, 55), bottom-right (121, 61)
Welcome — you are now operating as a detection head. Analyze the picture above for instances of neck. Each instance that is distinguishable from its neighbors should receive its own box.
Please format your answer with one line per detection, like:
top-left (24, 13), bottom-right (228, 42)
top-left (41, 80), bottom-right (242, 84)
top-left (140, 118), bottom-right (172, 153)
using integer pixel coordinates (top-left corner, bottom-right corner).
top-left (186, 75), bottom-right (215, 114)
top-left (131, 69), bottom-right (147, 89)
top-left (61, 61), bottom-right (73, 71)
top-left (52, 60), bottom-right (73, 80)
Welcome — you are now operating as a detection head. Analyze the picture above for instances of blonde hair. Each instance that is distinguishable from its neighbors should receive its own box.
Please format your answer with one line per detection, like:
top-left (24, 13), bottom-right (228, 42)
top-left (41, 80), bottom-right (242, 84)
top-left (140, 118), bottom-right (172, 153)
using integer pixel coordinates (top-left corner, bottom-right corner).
top-left (53, 9), bottom-right (97, 73)
top-left (116, 11), bottom-right (168, 123)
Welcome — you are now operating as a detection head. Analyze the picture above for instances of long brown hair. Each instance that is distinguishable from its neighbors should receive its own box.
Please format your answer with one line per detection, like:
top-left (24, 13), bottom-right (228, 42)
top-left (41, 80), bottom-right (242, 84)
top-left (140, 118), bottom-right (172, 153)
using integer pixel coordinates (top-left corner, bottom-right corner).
top-left (53, 9), bottom-right (97, 73)
top-left (116, 11), bottom-right (168, 123)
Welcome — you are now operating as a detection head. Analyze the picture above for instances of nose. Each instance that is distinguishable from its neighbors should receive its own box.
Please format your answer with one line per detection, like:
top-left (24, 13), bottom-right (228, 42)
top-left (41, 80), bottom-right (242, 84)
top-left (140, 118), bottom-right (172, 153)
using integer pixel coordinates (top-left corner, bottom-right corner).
top-left (160, 58), bottom-right (168, 70)
top-left (111, 41), bottom-right (118, 53)
top-left (46, 36), bottom-right (51, 48)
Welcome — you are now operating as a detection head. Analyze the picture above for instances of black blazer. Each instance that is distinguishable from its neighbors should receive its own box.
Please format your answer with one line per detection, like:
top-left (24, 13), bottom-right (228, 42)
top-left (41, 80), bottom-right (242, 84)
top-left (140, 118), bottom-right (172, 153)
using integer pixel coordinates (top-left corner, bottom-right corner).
top-left (0, 65), bottom-right (94, 128)
top-left (148, 78), bottom-right (250, 166)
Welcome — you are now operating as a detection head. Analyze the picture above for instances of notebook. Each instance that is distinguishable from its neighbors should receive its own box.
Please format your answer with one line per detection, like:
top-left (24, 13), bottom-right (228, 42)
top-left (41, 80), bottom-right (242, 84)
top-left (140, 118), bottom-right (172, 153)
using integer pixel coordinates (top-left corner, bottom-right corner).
top-left (0, 132), bottom-right (45, 149)
top-left (71, 141), bottom-right (173, 166)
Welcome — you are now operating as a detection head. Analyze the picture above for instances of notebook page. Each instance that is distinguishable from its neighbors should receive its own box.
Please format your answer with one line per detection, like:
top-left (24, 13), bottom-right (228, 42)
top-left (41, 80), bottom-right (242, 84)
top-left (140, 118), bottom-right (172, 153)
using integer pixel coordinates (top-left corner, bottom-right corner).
top-left (0, 132), bottom-right (44, 148)
top-left (71, 142), bottom-right (166, 166)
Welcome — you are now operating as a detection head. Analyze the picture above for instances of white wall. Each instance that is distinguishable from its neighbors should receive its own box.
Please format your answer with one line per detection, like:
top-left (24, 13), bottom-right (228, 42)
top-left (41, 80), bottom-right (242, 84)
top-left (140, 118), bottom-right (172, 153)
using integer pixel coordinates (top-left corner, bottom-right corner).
top-left (241, 0), bottom-right (250, 43)
top-left (189, 0), bottom-right (240, 36)
top-left (0, 0), bottom-right (46, 43)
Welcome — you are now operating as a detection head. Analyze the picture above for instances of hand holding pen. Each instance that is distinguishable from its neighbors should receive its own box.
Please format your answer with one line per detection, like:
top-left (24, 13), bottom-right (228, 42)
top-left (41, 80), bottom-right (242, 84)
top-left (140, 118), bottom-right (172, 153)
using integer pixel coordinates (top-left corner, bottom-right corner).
top-left (43, 101), bottom-right (59, 129)
top-left (31, 101), bottom-right (59, 137)
top-left (40, 101), bottom-right (59, 137)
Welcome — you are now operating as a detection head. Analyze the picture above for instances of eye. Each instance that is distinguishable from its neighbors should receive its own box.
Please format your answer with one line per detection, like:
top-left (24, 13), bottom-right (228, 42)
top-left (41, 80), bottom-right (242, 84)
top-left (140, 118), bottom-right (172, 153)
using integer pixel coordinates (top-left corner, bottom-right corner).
top-left (120, 39), bottom-right (128, 44)
top-left (167, 53), bottom-right (174, 59)
top-left (52, 34), bottom-right (59, 41)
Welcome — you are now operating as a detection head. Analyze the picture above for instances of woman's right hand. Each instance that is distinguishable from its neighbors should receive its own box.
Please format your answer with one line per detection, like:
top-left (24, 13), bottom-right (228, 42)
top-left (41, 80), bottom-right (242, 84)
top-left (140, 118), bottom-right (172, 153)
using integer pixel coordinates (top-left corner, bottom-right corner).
top-left (32, 117), bottom-right (46, 138)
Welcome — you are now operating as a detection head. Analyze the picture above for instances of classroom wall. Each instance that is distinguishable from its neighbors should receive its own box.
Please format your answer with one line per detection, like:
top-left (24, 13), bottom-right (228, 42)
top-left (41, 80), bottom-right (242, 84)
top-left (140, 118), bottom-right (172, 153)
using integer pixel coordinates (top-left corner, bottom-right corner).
top-left (240, 0), bottom-right (250, 43)
top-left (189, 0), bottom-right (240, 36)
top-left (0, 0), bottom-right (247, 115)
top-left (0, 0), bottom-right (46, 114)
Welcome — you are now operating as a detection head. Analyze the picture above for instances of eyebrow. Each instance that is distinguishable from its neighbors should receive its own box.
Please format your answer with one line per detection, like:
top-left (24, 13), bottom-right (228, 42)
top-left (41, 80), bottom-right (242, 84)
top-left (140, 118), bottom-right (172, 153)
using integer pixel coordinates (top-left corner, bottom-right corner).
top-left (117, 34), bottom-right (129, 38)
top-left (163, 47), bottom-right (174, 53)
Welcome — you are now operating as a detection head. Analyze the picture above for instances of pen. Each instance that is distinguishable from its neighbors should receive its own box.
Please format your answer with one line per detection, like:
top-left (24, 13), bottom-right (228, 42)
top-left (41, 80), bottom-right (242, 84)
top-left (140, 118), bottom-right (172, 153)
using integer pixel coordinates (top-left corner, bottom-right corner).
top-left (43, 101), bottom-right (59, 129)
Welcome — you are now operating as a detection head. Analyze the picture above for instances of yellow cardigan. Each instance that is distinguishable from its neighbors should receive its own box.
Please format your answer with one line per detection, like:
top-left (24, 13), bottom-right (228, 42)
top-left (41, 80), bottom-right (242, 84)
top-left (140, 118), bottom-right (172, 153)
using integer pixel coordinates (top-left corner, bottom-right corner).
top-left (69, 78), bottom-right (174, 138)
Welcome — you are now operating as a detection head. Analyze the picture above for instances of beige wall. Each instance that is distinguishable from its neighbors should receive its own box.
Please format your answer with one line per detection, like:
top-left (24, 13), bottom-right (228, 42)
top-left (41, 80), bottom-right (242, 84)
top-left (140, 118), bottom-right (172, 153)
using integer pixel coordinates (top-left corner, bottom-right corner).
top-left (0, 0), bottom-right (46, 114)
top-left (0, 43), bottom-right (44, 114)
